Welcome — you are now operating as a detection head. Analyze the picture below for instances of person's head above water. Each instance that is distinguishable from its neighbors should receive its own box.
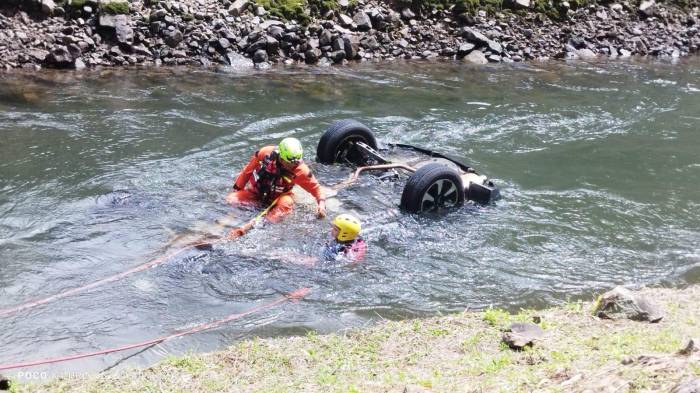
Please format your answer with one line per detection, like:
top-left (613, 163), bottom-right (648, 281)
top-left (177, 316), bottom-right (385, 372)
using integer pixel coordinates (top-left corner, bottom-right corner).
top-left (331, 214), bottom-right (361, 242)
top-left (277, 137), bottom-right (303, 170)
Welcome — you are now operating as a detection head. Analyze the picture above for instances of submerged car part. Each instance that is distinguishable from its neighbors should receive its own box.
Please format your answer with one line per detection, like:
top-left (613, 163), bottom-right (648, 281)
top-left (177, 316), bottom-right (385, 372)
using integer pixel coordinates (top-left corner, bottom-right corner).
top-left (317, 119), bottom-right (500, 214)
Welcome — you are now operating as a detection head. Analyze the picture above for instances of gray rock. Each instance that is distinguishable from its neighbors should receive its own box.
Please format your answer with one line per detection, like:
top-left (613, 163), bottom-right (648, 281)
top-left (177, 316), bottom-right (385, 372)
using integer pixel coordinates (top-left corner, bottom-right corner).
top-left (305, 48), bottom-right (321, 63)
top-left (330, 49), bottom-right (346, 62)
top-left (73, 57), bottom-right (86, 70)
top-left (463, 49), bottom-right (488, 64)
top-left (400, 8), bottom-right (415, 20)
top-left (361, 36), bottom-right (380, 50)
top-left (67, 43), bottom-right (82, 58)
top-left (502, 322), bottom-right (544, 349)
top-left (342, 34), bottom-right (360, 59)
top-left (41, 0), bottom-right (56, 15)
top-left (28, 48), bottom-right (50, 61)
top-left (639, 0), bottom-right (656, 17)
top-left (319, 29), bottom-right (333, 46)
top-left (339, 13), bottom-right (354, 27)
top-left (131, 44), bottom-right (152, 57)
top-left (115, 22), bottom-right (133, 45)
top-left (45, 46), bottom-right (74, 68)
top-left (265, 35), bottom-right (279, 53)
top-left (671, 378), bottom-right (700, 393)
top-left (462, 27), bottom-right (489, 45)
top-left (260, 20), bottom-right (284, 29)
top-left (164, 29), bottom-right (183, 47)
top-left (576, 48), bottom-right (596, 58)
top-left (619, 48), bottom-right (632, 57)
top-left (226, 52), bottom-right (254, 68)
top-left (228, 0), bottom-right (249, 16)
top-left (98, 14), bottom-right (128, 30)
top-left (487, 54), bottom-right (502, 62)
top-left (151, 9), bottom-right (167, 20)
top-left (593, 286), bottom-right (664, 323)
top-left (268, 26), bottom-right (284, 39)
top-left (218, 37), bottom-right (231, 50)
top-left (252, 48), bottom-right (267, 63)
top-left (457, 42), bottom-right (475, 57)
top-left (332, 37), bottom-right (344, 51)
top-left (246, 37), bottom-right (266, 53)
top-left (511, 0), bottom-right (530, 8)
top-left (353, 11), bottom-right (372, 31)
top-left (486, 39), bottom-right (502, 53)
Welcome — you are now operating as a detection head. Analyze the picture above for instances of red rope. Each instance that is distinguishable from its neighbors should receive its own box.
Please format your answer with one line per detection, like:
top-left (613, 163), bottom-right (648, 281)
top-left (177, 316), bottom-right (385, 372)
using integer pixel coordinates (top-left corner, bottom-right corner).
top-left (0, 198), bottom-right (280, 318)
top-left (0, 288), bottom-right (310, 371)
top-left (0, 240), bottom-right (220, 317)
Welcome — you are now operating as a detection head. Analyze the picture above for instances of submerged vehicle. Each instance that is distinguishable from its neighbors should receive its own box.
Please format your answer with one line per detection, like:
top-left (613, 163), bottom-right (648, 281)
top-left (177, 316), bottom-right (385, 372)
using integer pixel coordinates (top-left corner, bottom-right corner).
top-left (316, 119), bottom-right (500, 214)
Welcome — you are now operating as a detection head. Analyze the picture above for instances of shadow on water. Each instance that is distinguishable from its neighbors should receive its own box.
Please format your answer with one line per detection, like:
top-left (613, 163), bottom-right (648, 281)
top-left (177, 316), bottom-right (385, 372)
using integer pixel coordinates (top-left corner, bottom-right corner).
top-left (0, 58), bottom-right (699, 374)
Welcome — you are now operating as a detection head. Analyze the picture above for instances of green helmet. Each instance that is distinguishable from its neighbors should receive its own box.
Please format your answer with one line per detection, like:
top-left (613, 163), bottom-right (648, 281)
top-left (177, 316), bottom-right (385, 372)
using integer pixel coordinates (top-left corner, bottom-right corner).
top-left (278, 137), bottom-right (303, 163)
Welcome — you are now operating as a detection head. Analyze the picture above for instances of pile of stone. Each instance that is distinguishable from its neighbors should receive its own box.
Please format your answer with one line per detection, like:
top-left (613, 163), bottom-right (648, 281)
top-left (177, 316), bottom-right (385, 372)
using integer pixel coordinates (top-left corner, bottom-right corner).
top-left (0, 0), bottom-right (697, 71)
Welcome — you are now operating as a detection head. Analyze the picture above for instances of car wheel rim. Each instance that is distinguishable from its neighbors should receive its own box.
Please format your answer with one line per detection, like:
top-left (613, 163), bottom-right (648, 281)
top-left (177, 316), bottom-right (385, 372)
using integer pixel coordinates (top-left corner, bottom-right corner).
top-left (420, 179), bottom-right (459, 212)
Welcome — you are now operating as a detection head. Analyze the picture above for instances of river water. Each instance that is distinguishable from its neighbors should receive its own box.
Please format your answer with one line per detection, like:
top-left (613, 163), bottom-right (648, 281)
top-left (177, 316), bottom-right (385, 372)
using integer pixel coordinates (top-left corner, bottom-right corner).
top-left (1, 59), bottom-right (699, 375)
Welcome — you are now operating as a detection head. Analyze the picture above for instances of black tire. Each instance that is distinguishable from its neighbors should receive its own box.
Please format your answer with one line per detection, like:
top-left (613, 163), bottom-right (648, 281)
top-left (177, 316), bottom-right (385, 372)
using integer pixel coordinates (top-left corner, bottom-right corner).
top-left (316, 119), bottom-right (378, 165)
top-left (400, 163), bottom-right (464, 213)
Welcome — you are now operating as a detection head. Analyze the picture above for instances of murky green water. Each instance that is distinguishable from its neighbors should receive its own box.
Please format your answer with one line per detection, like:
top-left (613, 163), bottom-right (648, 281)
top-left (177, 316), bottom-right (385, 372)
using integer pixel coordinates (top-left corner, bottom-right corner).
top-left (1, 59), bottom-right (699, 375)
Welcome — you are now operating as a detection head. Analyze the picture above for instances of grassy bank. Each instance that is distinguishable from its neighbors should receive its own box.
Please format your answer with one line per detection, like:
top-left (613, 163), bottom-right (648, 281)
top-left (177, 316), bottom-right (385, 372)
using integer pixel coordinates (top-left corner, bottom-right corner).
top-left (11, 285), bottom-right (700, 392)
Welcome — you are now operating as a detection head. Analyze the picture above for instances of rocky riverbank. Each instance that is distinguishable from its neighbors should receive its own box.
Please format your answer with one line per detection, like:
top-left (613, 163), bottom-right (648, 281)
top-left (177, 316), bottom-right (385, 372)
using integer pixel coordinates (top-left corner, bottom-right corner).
top-left (0, 0), bottom-right (698, 71)
top-left (6, 285), bottom-right (700, 392)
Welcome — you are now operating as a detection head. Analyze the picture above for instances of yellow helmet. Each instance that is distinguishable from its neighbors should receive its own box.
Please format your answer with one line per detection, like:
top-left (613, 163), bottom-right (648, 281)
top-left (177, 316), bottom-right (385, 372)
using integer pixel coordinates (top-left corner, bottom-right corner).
top-left (332, 214), bottom-right (361, 242)
top-left (278, 137), bottom-right (303, 163)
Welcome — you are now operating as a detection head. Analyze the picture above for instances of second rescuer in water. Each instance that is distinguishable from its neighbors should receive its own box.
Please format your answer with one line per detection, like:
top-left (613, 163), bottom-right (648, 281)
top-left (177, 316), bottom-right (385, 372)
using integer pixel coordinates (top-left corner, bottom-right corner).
top-left (225, 137), bottom-right (326, 237)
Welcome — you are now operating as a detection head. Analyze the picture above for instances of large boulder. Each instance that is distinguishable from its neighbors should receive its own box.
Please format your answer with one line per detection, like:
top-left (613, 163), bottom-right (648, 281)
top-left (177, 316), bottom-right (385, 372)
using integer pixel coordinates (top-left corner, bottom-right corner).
top-left (353, 11), bottom-right (372, 31)
top-left (164, 29), bottom-right (184, 48)
top-left (593, 286), bottom-right (664, 323)
top-left (45, 46), bottom-right (74, 68)
top-left (462, 27), bottom-right (489, 45)
top-left (457, 42), bottom-right (475, 57)
top-left (115, 21), bottom-right (133, 45)
top-left (228, 0), bottom-right (249, 16)
top-left (463, 49), bottom-right (488, 64)
top-left (41, 0), bottom-right (56, 15)
top-left (98, 13), bottom-right (128, 30)
top-left (638, 0), bottom-right (656, 17)
top-left (502, 322), bottom-right (544, 350)
top-left (252, 49), bottom-right (268, 63)
top-left (304, 48), bottom-right (321, 63)
top-left (342, 34), bottom-right (360, 59)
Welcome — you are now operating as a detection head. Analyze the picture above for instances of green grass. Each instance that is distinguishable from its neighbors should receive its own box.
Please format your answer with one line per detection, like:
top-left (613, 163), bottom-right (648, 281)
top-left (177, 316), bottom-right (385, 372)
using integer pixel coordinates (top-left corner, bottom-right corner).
top-left (12, 286), bottom-right (700, 393)
top-left (483, 307), bottom-right (511, 328)
top-left (100, 1), bottom-right (129, 14)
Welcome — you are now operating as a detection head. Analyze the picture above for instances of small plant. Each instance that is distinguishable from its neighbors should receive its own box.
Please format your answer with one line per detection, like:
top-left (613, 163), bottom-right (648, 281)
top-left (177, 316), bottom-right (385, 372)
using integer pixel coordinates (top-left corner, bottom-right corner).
top-left (165, 355), bottom-right (206, 374)
top-left (483, 307), bottom-right (511, 328)
top-left (429, 327), bottom-right (450, 336)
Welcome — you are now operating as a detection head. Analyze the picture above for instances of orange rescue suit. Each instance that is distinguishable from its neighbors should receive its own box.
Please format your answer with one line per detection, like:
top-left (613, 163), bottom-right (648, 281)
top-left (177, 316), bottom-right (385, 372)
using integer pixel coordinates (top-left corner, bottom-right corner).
top-left (229, 145), bottom-right (324, 222)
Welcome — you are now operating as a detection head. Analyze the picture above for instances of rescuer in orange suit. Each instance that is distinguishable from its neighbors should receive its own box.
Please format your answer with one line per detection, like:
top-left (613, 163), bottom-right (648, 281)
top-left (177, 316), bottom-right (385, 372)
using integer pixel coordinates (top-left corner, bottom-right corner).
top-left (224, 137), bottom-right (326, 238)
